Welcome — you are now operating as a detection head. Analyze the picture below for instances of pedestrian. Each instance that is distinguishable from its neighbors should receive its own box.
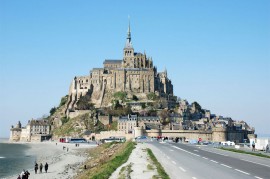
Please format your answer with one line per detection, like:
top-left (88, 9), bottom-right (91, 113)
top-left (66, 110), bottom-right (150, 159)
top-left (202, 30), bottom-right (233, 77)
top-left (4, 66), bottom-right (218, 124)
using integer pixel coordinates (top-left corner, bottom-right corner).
top-left (252, 141), bottom-right (255, 152)
top-left (17, 175), bottom-right (21, 179)
top-left (266, 144), bottom-right (269, 153)
top-left (34, 163), bottom-right (38, 174)
top-left (39, 163), bottom-right (43, 173)
top-left (20, 170), bottom-right (25, 179)
top-left (25, 170), bottom-right (30, 179)
top-left (45, 162), bottom-right (49, 173)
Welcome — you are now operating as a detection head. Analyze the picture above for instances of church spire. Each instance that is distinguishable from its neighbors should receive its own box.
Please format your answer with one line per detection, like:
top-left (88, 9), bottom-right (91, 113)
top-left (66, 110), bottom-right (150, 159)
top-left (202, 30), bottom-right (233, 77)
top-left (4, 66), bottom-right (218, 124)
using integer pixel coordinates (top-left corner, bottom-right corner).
top-left (125, 17), bottom-right (133, 49)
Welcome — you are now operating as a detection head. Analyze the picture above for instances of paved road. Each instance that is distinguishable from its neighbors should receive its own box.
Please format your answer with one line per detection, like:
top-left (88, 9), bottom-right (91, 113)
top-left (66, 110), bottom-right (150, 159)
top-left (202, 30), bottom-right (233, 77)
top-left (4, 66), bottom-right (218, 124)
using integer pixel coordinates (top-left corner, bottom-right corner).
top-left (145, 141), bottom-right (270, 179)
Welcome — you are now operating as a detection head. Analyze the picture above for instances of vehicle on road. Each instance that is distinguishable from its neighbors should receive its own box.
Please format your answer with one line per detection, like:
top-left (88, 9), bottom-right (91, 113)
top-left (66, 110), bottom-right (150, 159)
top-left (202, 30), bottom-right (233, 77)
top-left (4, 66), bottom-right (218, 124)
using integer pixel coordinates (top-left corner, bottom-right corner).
top-left (221, 141), bottom-right (235, 146)
top-left (102, 136), bottom-right (126, 143)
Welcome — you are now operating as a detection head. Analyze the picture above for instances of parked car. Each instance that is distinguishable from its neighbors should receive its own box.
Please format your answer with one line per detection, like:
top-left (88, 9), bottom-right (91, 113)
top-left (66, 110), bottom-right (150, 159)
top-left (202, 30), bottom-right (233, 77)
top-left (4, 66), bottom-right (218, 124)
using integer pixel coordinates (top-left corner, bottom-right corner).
top-left (221, 141), bottom-right (235, 146)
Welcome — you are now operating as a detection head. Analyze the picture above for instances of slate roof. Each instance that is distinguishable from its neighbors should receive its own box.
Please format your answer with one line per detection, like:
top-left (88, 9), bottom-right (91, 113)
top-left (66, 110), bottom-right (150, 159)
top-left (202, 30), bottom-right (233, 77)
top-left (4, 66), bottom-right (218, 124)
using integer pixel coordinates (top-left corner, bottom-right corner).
top-left (103, 60), bottom-right (122, 64)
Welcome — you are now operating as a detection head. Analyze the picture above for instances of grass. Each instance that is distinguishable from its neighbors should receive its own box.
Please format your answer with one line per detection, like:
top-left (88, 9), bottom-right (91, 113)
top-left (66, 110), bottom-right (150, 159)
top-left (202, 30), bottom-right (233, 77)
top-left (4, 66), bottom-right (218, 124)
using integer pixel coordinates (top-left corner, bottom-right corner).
top-left (147, 148), bottom-right (170, 179)
top-left (90, 141), bottom-right (135, 179)
top-left (147, 164), bottom-right (155, 170)
top-left (219, 147), bottom-right (270, 159)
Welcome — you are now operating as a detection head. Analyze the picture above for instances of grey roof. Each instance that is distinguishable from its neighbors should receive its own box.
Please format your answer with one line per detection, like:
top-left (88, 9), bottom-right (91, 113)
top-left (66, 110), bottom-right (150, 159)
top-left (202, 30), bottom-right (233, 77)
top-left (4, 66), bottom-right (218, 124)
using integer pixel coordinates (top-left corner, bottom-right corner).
top-left (138, 116), bottom-right (159, 120)
top-left (92, 68), bottom-right (103, 70)
top-left (103, 60), bottom-right (122, 64)
top-left (134, 52), bottom-right (143, 56)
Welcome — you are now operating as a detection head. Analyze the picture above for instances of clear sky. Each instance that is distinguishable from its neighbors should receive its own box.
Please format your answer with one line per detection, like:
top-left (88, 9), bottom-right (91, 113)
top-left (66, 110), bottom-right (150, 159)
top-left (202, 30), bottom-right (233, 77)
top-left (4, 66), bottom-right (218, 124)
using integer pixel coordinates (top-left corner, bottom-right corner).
top-left (0, 0), bottom-right (269, 138)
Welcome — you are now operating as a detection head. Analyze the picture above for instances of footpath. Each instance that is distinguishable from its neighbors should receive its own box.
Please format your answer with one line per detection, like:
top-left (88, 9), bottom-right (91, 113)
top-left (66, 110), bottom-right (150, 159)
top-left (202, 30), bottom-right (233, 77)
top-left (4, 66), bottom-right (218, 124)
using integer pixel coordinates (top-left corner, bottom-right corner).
top-left (110, 142), bottom-right (159, 179)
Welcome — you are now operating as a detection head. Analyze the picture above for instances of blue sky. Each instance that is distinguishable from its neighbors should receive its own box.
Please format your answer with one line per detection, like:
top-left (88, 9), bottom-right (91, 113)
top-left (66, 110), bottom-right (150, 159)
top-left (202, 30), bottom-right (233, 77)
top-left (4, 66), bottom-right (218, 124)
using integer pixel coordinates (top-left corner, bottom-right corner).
top-left (0, 0), bottom-right (269, 138)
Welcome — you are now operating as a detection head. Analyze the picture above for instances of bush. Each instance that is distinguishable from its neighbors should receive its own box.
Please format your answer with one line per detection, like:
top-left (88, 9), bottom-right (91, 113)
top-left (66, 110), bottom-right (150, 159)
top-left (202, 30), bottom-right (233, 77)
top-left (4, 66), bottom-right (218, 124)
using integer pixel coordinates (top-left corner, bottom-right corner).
top-left (61, 117), bottom-right (69, 124)
top-left (59, 95), bottom-right (68, 107)
top-left (50, 107), bottom-right (57, 116)
top-left (113, 92), bottom-right (127, 101)
top-left (147, 92), bottom-right (158, 100)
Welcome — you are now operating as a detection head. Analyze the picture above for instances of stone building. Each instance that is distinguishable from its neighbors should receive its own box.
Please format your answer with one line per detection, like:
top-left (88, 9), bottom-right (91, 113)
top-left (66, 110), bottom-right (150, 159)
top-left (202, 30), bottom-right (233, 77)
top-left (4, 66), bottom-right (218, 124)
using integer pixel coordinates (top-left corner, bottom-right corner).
top-left (66, 23), bottom-right (173, 112)
top-left (118, 114), bottom-right (161, 134)
top-left (10, 119), bottom-right (51, 142)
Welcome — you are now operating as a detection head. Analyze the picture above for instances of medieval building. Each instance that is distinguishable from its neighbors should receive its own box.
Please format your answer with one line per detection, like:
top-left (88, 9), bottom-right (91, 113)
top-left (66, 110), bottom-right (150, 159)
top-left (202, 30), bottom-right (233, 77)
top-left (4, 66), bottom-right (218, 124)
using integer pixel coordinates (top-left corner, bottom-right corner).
top-left (66, 23), bottom-right (173, 112)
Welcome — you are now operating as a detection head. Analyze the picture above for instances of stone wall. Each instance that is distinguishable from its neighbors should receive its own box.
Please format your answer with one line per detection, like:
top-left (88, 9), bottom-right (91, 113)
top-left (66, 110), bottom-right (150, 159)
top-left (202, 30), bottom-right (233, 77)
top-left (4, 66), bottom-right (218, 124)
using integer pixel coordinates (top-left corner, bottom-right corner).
top-left (99, 116), bottom-right (110, 126)
top-left (144, 129), bottom-right (213, 141)
top-left (95, 131), bottom-right (134, 141)
top-left (68, 110), bottom-right (91, 119)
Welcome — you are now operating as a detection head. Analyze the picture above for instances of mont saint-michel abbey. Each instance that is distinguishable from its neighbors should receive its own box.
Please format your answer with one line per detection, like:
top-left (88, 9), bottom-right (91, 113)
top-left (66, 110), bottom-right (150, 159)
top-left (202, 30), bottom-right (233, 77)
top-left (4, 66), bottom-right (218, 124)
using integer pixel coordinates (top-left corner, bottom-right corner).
top-left (66, 23), bottom-right (173, 111)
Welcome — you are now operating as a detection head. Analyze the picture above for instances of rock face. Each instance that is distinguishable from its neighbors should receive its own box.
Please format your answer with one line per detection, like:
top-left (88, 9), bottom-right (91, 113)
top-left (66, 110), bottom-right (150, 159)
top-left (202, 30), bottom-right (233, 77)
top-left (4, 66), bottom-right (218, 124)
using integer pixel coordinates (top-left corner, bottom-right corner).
top-left (66, 24), bottom-right (174, 113)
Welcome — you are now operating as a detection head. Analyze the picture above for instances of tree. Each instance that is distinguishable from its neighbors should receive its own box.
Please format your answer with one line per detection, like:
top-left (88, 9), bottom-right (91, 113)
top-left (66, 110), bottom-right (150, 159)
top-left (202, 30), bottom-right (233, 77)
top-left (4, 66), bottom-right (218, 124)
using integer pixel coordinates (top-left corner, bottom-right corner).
top-left (147, 92), bottom-right (158, 100)
top-left (113, 91), bottom-right (127, 101)
top-left (50, 107), bottom-right (57, 116)
top-left (59, 95), bottom-right (68, 107)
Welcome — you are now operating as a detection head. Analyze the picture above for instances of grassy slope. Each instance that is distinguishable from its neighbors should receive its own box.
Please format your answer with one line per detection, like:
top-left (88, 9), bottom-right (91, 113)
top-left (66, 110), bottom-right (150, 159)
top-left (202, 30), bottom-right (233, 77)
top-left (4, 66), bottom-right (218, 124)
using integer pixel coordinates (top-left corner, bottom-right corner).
top-left (77, 141), bottom-right (135, 179)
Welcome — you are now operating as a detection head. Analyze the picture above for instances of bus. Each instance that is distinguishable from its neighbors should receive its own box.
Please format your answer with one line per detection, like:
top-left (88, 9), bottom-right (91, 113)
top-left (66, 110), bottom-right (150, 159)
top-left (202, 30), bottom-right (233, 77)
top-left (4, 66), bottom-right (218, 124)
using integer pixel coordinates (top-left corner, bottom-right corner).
top-left (59, 138), bottom-right (87, 143)
top-left (69, 138), bottom-right (87, 143)
top-left (102, 137), bottom-right (126, 143)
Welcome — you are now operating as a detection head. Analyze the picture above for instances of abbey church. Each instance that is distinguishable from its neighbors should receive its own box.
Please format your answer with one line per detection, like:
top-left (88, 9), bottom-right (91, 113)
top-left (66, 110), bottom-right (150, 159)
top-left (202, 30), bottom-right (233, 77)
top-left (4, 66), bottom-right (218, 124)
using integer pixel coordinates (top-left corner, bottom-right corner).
top-left (66, 23), bottom-right (174, 111)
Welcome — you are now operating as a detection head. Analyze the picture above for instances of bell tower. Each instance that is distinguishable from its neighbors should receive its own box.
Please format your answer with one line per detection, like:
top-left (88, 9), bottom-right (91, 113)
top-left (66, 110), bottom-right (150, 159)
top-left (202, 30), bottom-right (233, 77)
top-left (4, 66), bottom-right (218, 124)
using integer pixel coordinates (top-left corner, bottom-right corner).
top-left (123, 19), bottom-right (134, 68)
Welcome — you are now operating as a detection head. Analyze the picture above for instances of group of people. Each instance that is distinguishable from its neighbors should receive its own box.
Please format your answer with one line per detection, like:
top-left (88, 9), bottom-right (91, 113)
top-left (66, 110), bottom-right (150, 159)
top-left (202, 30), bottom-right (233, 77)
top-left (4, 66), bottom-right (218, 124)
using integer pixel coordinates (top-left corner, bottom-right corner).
top-left (34, 162), bottom-right (49, 174)
top-left (17, 162), bottom-right (49, 179)
top-left (17, 170), bottom-right (30, 179)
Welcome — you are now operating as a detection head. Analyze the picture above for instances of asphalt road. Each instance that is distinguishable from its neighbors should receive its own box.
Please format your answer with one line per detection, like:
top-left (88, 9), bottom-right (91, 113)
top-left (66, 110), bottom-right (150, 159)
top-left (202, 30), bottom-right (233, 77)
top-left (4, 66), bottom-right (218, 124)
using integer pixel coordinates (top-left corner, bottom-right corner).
top-left (145, 141), bottom-right (270, 179)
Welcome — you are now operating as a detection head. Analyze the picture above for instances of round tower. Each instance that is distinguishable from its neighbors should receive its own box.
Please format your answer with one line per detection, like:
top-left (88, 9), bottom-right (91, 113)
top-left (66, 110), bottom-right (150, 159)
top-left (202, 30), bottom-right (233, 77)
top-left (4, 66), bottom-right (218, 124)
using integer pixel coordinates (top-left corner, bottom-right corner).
top-left (212, 127), bottom-right (227, 142)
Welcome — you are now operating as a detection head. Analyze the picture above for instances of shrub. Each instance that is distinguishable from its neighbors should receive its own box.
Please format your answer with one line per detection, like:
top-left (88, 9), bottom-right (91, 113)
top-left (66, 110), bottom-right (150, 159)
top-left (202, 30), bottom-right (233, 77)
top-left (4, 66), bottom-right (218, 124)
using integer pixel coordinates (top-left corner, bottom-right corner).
top-left (50, 107), bottom-right (57, 116)
top-left (147, 92), bottom-right (158, 100)
top-left (113, 92), bottom-right (127, 101)
top-left (59, 95), bottom-right (68, 107)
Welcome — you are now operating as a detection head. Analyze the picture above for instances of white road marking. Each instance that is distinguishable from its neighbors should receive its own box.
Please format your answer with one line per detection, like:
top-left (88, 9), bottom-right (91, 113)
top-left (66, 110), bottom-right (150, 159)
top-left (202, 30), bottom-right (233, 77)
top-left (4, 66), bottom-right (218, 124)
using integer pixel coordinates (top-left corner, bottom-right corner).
top-left (179, 166), bottom-right (186, 172)
top-left (220, 164), bottom-right (232, 168)
top-left (200, 148), bottom-right (229, 156)
top-left (172, 161), bottom-right (176, 164)
top-left (194, 150), bottom-right (199, 152)
top-left (170, 150), bottom-right (174, 152)
top-left (241, 159), bottom-right (270, 168)
top-left (172, 146), bottom-right (200, 157)
top-left (192, 177), bottom-right (197, 179)
top-left (167, 156), bottom-right (170, 159)
top-left (202, 157), bottom-right (208, 160)
top-left (255, 176), bottom-right (264, 179)
top-left (235, 169), bottom-right (250, 175)
top-left (210, 160), bottom-right (218, 163)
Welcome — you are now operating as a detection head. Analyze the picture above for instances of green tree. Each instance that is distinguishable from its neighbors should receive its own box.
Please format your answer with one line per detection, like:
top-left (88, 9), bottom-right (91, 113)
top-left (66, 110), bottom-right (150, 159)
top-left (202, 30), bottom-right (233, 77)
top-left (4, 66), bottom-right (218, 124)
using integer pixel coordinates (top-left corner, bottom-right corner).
top-left (50, 107), bottom-right (57, 116)
top-left (147, 92), bottom-right (158, 100)
top-left (59, 95), bottom-right (68, 107)
top-left (113, 91), bottom-right (127, 101)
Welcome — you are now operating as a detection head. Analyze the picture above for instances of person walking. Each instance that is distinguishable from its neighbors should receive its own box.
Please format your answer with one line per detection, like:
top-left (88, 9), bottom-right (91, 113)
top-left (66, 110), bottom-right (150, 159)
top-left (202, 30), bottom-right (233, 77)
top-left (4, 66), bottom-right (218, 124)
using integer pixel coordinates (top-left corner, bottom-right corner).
top-left (20, 170), bottom-right (25, 179)
top-left (39, 163), bottom-right (43, 173)
top-left (34, 163), bottom-right (38, 174)
top-left (266, 144), bottom-right (269, 153)
top-left (252, 141), bottom-right (255, 152)
top-left (45, 162), bottom-right (49, 173)
top-left (24, 170), bottom-right (30, 179)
